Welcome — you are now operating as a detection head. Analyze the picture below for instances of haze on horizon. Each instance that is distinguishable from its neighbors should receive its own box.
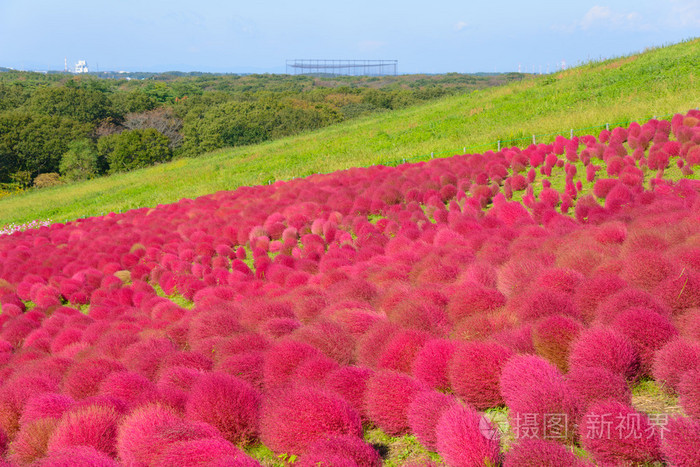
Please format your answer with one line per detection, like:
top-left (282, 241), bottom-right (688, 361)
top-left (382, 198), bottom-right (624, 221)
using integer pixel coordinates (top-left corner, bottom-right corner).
top-left (0, 0), bottom-right (698, 74)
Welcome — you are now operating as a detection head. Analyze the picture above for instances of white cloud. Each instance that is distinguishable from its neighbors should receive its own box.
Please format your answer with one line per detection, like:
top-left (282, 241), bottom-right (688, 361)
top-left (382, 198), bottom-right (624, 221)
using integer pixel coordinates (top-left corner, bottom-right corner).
top-left (667, 0), bottom-right (700, 27)
top-left (555, 5), bottom-right (650, 32)
top-left (454, 20), bottom-right (469, 32)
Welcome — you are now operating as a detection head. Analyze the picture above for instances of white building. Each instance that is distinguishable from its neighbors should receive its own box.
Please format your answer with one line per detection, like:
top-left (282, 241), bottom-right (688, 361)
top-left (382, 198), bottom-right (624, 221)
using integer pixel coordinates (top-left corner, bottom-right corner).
top-left (74, 60), bottom-right (89, 74)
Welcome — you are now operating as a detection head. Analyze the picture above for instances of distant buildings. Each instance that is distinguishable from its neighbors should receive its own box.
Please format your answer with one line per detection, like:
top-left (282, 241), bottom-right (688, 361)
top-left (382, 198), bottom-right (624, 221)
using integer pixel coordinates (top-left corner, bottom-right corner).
top-left (74, 60), bottom-right (89, 73)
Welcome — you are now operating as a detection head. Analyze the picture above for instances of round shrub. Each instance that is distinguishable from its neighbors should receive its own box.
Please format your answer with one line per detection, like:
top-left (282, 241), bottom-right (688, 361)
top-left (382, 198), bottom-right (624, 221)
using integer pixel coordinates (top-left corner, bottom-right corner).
top-left (364, 370), bottom-right (427, 436)
top-left (9, 417), bottom-right (59, 465)
top-left (62, 358), bottom-right (128, 399)
top-left (445, 285), bottom-right (506, 324)
top-left (296, 434), bottom-right (382, 467)
top-left (259, 387), bottom-right (362, 455)
top-left (377, 329), bottom-right (430, 374)
top-left (448, 341), bottom-right (513, 409)
top-left (34, 445), bottom-right (119, 466)
top-left (292, 355), bottom-right (339, 387)
top-left (20, 393), bottom-right (75, 425)
top-left (532, 314), bottom-right (583, 372)
top-left (652, 337), bottom-right (700, 393)
top-left (568, 327), bottom-right (641, 382)
top-left (216, 351), bottom-right (266, 390)
top-left (121, 338), bottom-right (177, 381)
top-left (660, 416), bottom-right (700, 466)
top-left (499, 355), bottom-right (578, 444)
top-left (574, 274), bottom-right (628, 323)
top-left (324, 365), bottom-right (373, 420)
top-left (610, 307), bottom-right (678, 376)
top-left (435, 404), bottom-right (501, 467)
top-left (580, 400), bottom-right (662, 465)
top-left (116, 404), bottom-right (221, 465)
top-left (407, 390), bottom-right (458, 450)
top-left (515, 289), bottom-right (580, 323)
top-left (679, 369), bottom-right (700, 418)
top-left (46, 402), bottom-right (123, 457)
top-left (566, 366), bottom-right (631, 411)
top-left (290, 320), bottom-right (355, 365)
top-left (355, 320), bottom-right (400, 367)
top-left (594, 287), bottom-right (670, 324)
top-left (504, 438), bottom-right (587, 467)
top-left (97, 371), bottom-right (161, 412)
top-left (411, 338), bottom-right (457, 391)
top-left (152, 437), bottom-right (244, 467)
top-left (186, 372), bottom-right (261, 445)
top-left (262, 339), bottom-right (324, 390)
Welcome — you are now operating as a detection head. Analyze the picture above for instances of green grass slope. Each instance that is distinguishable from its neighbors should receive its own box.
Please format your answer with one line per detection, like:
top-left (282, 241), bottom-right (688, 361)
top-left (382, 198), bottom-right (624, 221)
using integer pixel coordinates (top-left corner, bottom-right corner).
top-left (1, 38), bottom-right (699, 226)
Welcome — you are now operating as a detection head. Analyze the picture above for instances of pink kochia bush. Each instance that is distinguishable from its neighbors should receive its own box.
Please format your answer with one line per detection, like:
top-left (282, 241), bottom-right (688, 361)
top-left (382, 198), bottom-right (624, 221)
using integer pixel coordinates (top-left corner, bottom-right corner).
top-left (499, 355), bottom-right (579, 444)
top-left (363, 370), bottom-right (427, 435)
top-left (448, 341), bottom-right (513, 409)
top-left (259, 387), bottom-right (362, 455)
top-left (660, 416), bottom-right (700, 466)
top-left (185, 372), bottom-right (261, 445)
top-left (435, 404), bottom-right (501, 467)
top-left (407, 390), bottom-right (458, 450)
top-left (568, 327), bottom-right (641, 382)
top-left (504, 439), bottom-right (588, 467)
top-left (580, 400), bottom-right (662, 465)
top-left (296, 434), bottom-right (382, 467)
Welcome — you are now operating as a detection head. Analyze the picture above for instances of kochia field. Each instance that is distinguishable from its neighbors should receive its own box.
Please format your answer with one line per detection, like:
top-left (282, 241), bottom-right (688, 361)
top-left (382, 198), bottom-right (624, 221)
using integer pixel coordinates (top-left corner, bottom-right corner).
top-left (0, 111), bottom-right (699, 465)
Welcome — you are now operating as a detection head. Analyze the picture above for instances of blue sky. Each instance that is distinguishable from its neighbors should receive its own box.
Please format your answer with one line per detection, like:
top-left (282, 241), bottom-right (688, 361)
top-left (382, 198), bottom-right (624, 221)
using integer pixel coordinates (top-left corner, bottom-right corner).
top-left (0, 0), bottom-right (698, 73)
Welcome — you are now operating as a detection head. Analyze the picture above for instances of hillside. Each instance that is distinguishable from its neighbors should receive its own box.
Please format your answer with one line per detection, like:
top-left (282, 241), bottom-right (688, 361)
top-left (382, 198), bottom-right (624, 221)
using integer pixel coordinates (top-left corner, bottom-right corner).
top-left (1, 38), bottom-right (698, 226)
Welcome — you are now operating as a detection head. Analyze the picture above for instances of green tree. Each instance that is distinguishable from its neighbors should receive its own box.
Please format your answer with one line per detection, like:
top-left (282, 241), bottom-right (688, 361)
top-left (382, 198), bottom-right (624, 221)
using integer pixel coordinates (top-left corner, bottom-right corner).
top-left (0, 111), bottom-right (92, 182)
top-left (59, 139), bottom-right (100, 181)
top-left (98, 129), bottom-right (172, 173)
top-left (27, 85), bottom-right (114, 124)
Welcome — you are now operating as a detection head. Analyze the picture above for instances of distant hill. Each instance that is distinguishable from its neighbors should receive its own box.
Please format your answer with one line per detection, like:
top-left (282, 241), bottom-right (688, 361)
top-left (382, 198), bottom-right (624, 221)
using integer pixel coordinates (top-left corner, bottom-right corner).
top-left (0, 38), bottom-right (698, 226)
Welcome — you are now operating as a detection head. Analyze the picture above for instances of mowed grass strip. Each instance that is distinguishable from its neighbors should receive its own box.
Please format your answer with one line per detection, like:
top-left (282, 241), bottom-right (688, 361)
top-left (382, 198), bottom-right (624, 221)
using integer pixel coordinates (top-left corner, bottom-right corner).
top-left (1, 38), bottom-right (698, 226)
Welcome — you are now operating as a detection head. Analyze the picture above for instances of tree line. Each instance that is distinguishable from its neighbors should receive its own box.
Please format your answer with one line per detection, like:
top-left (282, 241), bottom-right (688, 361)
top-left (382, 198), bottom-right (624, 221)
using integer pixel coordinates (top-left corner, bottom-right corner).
top-left (0, 71), bottom-right (526, 190)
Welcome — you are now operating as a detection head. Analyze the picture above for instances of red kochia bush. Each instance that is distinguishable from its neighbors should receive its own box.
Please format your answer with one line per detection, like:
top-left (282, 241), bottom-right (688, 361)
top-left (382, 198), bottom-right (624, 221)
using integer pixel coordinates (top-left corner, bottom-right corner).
top-left (61, 358), bottom-right (127, 400)
top-left (568, 327), bottom-right (641, 382)
top-left (9, 418), bottom-right (59, 465)
top-left (652, 337), bottom-right (700, 393)
top-left (610, 307), bottom-right (678, 376)
top-left (565, 366), bottom-right (631, 410)
top-left (296, 434), bottom-right (382, 467)
top-left (116, 404), bottom-right (221, 466)
top-left (262, 339), bottom-right (324, 390)
top-left (324, 365), bottom-right (374, 419)
top-left (580, 400), bottom-right (662, 465)
top-left (515, 288), bottom-right (580, 322)
top-left (377, 329), bottom-right (430, 374)
top-left (504, 439), bottom-right (587, 467)
top-left (678, 369), bottom-right (700, 418)
top-left (412, 338), bottom-right (457, 392)
top-left (46, 403), bottom-right (123, 457)
top-left (20, 393), bottom-right (75, 424)
top-left (216, 351), bottom-right (266, 390)
top-left (185, 372), bottom-right (261, 445)
top-left (34, 445), bottom-right (119, 467)
top-left (364, 370), bottom-right (427, 436)
top-left (448, 341), bottom-right (513, 409)
top-left (499, 355), bottom-right (578, 444)
top-left (445, 285), bottom-right (506, 324)
top-left (407, 390), bottom-right (458, 450)
top-left (259, 387), bottom-right (362, 455)
top-left (532, 314), bottom-right (583, 372)
top-left (435, 404), bottom-right (501, 467)
top-left (660, 416), bottom-right (700, 466)
top-left (152, 437), bottom-right (246, 467)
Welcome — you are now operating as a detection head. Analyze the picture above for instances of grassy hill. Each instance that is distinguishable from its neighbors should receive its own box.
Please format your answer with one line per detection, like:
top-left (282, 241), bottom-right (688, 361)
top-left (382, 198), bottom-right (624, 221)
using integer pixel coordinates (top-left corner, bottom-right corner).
top-left (1, 38), bottom-right (698, 227)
